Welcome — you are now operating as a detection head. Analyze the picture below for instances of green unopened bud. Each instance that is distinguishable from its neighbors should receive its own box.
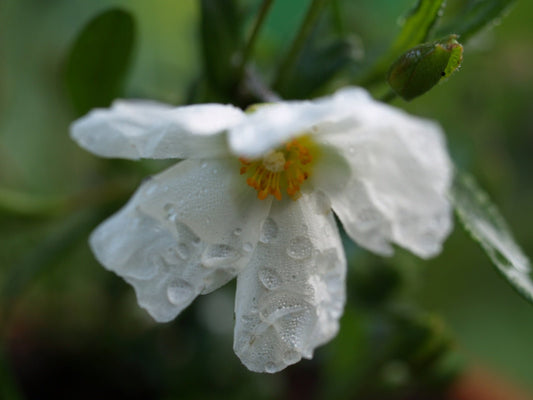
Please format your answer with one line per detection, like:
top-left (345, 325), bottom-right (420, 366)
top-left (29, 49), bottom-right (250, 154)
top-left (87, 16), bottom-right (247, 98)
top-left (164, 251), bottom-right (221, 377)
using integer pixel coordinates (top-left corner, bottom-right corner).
top-left (387, 35), bottom-right (463, 101)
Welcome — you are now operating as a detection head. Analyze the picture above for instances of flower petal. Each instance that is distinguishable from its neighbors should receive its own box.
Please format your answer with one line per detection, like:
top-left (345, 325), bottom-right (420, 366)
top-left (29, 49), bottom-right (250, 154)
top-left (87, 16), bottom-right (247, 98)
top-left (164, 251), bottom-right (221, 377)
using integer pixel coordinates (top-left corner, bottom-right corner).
top-left (90, 158), bottom-right (272, 322)
top-left (71, 101), bottom-right (245, 160)
top-left (233, 193), bottom-right (346, 373)
top-left (228, 87), bottom-right (372, 157)
top-left (315, 100), bottom-right (453, 258)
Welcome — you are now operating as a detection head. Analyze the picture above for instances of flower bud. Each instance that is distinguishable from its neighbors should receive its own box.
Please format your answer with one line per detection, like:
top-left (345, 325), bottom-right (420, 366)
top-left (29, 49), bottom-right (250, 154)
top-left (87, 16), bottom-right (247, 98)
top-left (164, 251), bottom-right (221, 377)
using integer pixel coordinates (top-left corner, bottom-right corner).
top-left (388, 35), bottom-right (463, 101)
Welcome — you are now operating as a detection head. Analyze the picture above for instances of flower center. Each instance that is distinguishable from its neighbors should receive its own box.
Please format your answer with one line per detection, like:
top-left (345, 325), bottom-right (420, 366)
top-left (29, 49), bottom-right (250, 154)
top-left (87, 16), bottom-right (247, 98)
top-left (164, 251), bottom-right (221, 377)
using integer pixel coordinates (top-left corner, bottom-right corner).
top-left (239, 136), bottom-right (317, 201)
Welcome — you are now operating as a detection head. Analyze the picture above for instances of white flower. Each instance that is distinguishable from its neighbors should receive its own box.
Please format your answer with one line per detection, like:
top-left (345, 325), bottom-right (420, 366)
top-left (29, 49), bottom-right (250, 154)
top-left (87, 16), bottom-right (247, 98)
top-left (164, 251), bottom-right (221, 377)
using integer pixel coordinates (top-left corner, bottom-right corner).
top-left (71, 87), bottom-right (453, 373)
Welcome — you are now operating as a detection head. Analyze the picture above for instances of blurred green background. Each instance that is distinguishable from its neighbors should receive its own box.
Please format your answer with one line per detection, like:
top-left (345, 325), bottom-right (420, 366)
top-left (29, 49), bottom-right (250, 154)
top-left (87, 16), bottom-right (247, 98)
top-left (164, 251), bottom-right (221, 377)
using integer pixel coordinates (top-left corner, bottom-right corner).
top-left (1, 0), bottom-right (532, 399)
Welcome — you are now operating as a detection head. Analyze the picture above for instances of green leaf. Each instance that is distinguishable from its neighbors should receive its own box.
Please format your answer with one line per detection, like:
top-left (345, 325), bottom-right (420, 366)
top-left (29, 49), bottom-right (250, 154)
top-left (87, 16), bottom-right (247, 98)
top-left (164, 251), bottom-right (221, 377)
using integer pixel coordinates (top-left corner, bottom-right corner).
top-left (387, 35), bottom-right (463, 101)
top-left (65, 8), bottom-right (136, 116)
top-left (200, 0), bottom-right (243, 96)
top-left (450, 171), bottom-right (533, 304)
top-left (360, 0), bottom-right (446, 87)
top-left (282, 35), bottom-right (362, 99)
top-left (436, 0), bottom-right (517, 42)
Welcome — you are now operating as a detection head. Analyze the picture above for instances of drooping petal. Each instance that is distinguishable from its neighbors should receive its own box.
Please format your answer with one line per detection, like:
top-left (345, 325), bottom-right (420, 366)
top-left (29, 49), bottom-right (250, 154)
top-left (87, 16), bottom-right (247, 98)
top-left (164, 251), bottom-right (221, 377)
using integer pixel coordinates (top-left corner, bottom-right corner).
top-left (314, 99), bottom-right (453, 258)
top-left (228, 87), bottom-right (372, 157)
top-left (71, 100), bottom-right (245, 160)
top-left (90, 158), bottom-right (272, 322)
top-left (233, 193), bottom-right (346, 373)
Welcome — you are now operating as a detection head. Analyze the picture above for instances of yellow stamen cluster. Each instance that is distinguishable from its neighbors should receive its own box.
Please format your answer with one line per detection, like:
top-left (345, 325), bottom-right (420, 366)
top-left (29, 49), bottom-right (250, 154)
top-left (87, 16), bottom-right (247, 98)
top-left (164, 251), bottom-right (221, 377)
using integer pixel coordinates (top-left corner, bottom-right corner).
top-left (239, 136), bottom-right (316, 201)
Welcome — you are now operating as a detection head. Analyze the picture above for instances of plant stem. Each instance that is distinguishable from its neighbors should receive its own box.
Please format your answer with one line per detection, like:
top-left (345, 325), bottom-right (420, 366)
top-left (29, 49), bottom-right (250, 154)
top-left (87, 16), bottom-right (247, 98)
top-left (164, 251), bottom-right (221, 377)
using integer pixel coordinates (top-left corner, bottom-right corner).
top-left (239, 0), bottom-right (275, 74)
top-left (272, 0), bottom-right (331, 94)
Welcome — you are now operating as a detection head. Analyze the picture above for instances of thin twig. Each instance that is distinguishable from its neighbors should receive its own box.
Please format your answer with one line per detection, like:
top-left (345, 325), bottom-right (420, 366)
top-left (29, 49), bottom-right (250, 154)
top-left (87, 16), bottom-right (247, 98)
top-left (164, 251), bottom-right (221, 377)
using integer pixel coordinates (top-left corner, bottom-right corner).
top-left (239, 0), bottom-right (275, 75)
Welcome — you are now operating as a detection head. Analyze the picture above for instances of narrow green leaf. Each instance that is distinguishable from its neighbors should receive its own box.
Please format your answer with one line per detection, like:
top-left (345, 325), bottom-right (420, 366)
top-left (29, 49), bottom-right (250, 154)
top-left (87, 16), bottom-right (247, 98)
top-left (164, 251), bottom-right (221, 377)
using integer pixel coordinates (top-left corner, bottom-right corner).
top-left (200, 0), bottom-right (243, 95)
top-left (65, 8), bottom-right (136, 116)
top-left (360, 0), bottom-right (446, 86)
top-left (450, 171), bottom-right (533, 304)
top-left (387, 35), bottom-right (463, 101)
top-left (436, 0), bottom-right (517, 42)
top-left (282, 36), bottom-right (362, 99)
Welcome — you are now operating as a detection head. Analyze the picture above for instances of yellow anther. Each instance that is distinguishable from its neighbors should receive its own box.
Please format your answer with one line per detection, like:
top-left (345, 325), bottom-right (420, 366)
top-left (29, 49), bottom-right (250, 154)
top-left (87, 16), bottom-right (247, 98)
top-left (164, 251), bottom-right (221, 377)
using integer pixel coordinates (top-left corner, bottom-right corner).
top-left (239, 135), bottom-right (318, 201)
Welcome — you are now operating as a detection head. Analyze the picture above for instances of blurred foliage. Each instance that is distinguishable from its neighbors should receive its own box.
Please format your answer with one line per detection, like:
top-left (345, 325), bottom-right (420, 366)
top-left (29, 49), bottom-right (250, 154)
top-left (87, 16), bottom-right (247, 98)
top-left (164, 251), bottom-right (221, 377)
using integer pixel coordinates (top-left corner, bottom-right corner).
top-left (1, 0), bottom-right (532, 399)
top-left (65, 8), bottom-right (136, 116)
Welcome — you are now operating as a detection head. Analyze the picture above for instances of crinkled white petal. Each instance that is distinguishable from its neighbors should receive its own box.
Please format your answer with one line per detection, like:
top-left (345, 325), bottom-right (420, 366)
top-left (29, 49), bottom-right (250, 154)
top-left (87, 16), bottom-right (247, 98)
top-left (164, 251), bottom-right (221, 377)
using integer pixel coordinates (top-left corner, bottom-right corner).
top-left (233, 192), bottom-right (346, 373)
top-left (71, 101), bottom-right (245, 160)
top-left (314, 100), bottom-right (453, 258)
top-left (228, 87), bottom-right (372, 157)
top-left (90, 158), bottom-right (272, 322)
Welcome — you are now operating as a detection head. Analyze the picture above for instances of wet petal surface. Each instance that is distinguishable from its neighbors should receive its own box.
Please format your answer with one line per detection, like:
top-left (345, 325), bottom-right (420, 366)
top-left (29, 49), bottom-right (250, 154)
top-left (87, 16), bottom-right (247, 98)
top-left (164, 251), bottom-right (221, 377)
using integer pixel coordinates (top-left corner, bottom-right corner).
top-left (233, 192), bottom-right (346, 373)
top-left (90, 158), bottom-right (271, 322)
top-left (71, 101), bottom-right (245, 160)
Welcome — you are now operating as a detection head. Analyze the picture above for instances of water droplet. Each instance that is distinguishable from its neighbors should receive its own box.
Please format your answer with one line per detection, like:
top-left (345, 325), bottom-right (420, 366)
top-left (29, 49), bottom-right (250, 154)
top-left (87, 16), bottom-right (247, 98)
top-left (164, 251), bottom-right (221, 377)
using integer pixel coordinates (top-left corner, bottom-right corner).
top-left (259, 292), bottom-right (308, 322)
top-left (283, 350), bottom-right (301, 364)
top-left (162, 185), bottom-right (169, 192)
top-left (265, 362), bottom-right (278, 373)
top-left (201, 161), bottom-right (208, 168)
top-left (212, 168), bottom-right (218, 174)
top-left (357, 208), bottom-right (382, 230)
top-left (233, 228), bottom-right (242, 236)
top-left (167, 279), bottom-right (194, 305)
top-left (176, 243), bottom-right (190, 260)
top-left (287, 236), bottom-right (313, 260)
top-left (260, 218), bottom-right (278, 243)
top-left (128, 255), bottom-right (160, 280)
top-left (242, 242), bottom-right (253, 253)
top-left (314, 191), bottom-right (331, 215)
top-left (145, 184), bottom-right (157, 196)
top-left (258, 267), bottom-right (282, 290)
top-left (175, 221), bottom-right (201, 246)
top-left (201, 244), bottom-right (239, 268)
top-left (164, 203), bottom-right (176, 218)
top-left (206, 217), bottom-right (211, 224)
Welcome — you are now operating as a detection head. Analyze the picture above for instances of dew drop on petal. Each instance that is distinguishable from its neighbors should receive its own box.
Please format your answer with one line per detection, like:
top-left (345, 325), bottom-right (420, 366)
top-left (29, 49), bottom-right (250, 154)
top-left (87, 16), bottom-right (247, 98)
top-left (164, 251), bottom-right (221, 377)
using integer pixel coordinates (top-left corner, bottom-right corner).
top-left (287, 236), bottom-right (313, 260)
top-left (202, 244), bottom-right (239, 268)
top-left (259, 293), bottom-right (308, 322)
top-left (233, 228), bottom-right (242, 236)
top-left (258, 267), bottom-right (282, 290)
top-left (176, 243), bottom-right (190, 260)
top-left (167, 279), bottom-right (194, 306)
top-left (265, 362), bottom-right (278, 374)
top-left (314, 191), bottom-right (331, 215)
top-left (260, 218), bottom-right (279, 243)
top-left (128, 255), bottom-right (160, 280)
top-left (283, 350), bottom-right (301, 364)
top-left (164, 203), bottom-right (176, 220)
top-left (357, 208), bottom-right (382, 230)
top-left (242, 242), bottom-right (253, 253)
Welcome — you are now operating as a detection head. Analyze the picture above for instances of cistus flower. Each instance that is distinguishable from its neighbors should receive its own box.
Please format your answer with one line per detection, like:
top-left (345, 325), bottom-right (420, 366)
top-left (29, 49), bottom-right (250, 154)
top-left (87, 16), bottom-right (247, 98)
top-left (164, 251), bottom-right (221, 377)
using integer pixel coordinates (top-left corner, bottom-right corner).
top-left (71, 87), bottom-right (453, 373)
